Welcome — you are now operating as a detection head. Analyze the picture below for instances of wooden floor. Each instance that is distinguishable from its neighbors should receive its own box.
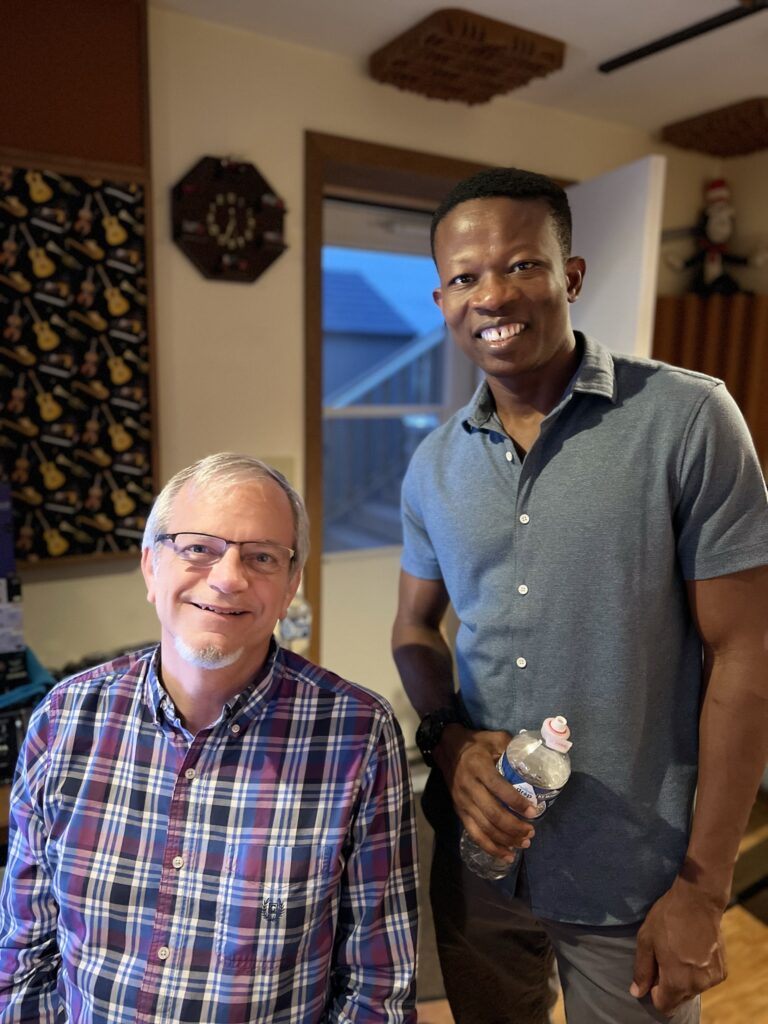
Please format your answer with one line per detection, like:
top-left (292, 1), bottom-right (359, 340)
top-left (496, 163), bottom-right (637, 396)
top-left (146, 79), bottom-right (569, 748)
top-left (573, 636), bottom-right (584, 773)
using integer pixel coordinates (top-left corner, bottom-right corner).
top-left (417, 795), bottom-right (768, 1024)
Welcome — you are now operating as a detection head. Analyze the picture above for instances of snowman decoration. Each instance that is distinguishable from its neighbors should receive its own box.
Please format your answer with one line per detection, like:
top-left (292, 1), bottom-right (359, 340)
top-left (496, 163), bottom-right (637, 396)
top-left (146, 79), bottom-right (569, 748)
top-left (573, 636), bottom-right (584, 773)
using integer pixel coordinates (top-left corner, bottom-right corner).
top-left (667, 179), bottom-right (767, 296)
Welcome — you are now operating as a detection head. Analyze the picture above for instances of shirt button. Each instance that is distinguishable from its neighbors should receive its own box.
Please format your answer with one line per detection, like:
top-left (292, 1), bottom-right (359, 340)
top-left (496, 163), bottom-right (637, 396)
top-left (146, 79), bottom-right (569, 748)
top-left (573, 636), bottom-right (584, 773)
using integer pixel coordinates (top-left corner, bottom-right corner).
top-left (230, 722), bottom-right (241, 735)
top-left (158, 946), bottom-right (170, 961)
top-left (172, 856), bottom-right (184, 869)
top-left (519, 513), bottom-right (530, 524)
top-left (505, 451), bottom-right (513, 462)
top-left (516, 657), bottom-right (527, 669)
top-left (184, 768), bottom-right (196, 780)
top-left (517, 584), bottom-right (529, 595)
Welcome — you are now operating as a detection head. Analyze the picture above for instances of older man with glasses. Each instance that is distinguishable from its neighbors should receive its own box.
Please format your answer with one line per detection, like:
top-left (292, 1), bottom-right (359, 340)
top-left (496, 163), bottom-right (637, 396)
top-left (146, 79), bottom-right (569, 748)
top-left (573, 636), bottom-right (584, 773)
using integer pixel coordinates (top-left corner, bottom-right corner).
top-left (0, 452), bottom-right (418, 1024)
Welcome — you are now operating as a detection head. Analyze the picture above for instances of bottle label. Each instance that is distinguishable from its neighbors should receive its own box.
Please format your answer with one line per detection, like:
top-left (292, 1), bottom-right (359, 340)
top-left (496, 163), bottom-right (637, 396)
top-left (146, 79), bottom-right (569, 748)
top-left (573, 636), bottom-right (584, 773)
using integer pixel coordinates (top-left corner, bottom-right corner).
top-left (497, 755), bottom-right (562, 820)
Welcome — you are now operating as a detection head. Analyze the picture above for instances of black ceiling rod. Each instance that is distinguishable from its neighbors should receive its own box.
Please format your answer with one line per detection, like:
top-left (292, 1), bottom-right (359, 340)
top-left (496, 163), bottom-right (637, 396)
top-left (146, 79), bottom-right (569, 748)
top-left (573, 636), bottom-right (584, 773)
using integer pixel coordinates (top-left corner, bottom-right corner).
top-left (598, 1), bottom-right (768, 73)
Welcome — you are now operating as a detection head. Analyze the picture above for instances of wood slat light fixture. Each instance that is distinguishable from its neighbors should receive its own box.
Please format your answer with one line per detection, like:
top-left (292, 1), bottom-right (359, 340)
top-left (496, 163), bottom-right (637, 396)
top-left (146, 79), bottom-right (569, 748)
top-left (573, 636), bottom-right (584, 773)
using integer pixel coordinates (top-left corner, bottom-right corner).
top-left (368, 8), bottom-right (565, 105)
top-left (661, 97), bottom-right (768, 157)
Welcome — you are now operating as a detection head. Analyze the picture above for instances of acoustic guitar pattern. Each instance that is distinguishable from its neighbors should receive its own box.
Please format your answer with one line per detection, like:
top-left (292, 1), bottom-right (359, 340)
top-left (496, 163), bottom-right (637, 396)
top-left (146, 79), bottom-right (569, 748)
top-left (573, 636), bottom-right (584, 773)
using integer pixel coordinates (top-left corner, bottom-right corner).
top-left (0, 165), bottom-right (153, 561)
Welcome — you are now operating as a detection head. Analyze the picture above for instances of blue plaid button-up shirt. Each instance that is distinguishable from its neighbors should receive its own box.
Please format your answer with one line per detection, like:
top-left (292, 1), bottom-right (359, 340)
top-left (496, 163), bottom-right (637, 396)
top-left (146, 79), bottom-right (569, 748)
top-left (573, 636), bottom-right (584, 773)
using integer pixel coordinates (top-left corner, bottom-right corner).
top-left (0, 644), bottom-right (418, 1023)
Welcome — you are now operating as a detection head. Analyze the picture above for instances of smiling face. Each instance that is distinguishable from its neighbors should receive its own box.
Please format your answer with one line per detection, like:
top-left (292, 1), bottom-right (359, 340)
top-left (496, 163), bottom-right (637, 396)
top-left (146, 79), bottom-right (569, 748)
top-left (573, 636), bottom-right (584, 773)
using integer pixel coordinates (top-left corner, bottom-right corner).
top-left (433, 197), bottom-right (585, 393)
top-left (141, 476), bottom-right (300, 685)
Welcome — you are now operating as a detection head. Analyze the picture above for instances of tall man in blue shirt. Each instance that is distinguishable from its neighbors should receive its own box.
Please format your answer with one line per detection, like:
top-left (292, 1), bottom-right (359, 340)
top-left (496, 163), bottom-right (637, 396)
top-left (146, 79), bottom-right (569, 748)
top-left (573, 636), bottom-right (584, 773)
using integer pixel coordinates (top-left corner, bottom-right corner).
top-left (392, 167), bottom-right (768, 1024)
top-left (0, 452), bottom-right (418, 1023)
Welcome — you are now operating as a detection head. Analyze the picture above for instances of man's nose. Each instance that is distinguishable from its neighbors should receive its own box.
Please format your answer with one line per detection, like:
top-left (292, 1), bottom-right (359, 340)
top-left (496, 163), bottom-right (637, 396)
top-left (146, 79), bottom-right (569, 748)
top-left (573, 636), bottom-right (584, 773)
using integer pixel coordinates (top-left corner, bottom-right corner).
top-left (206, 546), bottom-right (249, 591)
top-left (473, 272), bottom-right (518, 312)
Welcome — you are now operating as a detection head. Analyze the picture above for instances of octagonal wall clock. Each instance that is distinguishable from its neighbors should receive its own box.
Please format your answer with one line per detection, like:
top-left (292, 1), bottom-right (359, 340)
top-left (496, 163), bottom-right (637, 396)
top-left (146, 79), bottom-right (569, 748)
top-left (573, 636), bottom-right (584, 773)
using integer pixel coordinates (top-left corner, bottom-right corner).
top-left (171, 156), bottom-right (287, 282)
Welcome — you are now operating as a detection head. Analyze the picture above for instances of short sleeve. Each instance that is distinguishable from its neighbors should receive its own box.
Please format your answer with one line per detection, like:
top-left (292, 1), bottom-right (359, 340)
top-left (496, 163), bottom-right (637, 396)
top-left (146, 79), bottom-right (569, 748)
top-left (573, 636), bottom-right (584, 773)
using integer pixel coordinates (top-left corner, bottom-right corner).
top-left (675, 382), bottom-right (768, 579)
top-left (400, 454), bottom-right (443, 581)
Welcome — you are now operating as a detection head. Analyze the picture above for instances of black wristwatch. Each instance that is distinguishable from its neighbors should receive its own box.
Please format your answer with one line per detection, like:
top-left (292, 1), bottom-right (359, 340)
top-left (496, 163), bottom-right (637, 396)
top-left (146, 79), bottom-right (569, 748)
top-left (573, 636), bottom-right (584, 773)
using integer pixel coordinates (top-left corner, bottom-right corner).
top-left (415, 706), bottom-right (461, 767)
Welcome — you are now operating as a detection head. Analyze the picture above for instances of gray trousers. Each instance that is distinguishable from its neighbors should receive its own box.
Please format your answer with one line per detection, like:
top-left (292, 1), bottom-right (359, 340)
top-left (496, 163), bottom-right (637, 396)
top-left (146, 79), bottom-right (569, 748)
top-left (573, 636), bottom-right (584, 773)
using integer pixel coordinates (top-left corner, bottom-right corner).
top-left (429, 830), bottom-right (700, 1024)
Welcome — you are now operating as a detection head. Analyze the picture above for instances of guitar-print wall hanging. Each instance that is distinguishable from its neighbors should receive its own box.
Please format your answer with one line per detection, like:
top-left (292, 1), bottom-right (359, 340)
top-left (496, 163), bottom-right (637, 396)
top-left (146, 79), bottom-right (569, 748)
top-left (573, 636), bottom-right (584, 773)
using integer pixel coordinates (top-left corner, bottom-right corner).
top-left (0, 163), bottom-right (154, 563)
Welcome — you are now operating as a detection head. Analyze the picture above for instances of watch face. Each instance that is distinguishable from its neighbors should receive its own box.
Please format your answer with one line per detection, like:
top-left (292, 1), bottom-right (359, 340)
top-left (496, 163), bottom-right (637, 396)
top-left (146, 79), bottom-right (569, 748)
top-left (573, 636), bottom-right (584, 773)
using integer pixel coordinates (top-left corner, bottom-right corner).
top-left (205, 192), bottom-right (258, 250)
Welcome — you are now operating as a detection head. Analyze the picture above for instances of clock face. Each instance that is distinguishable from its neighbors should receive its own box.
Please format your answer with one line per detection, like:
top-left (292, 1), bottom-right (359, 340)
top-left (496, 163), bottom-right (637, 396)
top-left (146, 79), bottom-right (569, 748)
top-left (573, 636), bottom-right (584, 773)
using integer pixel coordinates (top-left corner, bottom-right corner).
top-left (205, 192), bottom-right (258, 250)
top-left (171, 157), bottom-right (287, 282)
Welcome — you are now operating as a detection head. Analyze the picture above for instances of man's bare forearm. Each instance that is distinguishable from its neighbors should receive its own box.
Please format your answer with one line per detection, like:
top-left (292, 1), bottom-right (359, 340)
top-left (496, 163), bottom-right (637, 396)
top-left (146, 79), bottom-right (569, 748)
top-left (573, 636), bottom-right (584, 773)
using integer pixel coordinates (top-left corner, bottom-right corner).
top-left (683, 649), bottom-right (768, 905)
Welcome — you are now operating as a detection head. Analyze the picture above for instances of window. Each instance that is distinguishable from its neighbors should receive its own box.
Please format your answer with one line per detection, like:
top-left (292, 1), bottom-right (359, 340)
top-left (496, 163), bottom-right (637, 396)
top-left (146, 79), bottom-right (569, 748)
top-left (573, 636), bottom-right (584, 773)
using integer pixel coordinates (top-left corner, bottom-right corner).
top-left (322, 200), bottom-right (472, 553)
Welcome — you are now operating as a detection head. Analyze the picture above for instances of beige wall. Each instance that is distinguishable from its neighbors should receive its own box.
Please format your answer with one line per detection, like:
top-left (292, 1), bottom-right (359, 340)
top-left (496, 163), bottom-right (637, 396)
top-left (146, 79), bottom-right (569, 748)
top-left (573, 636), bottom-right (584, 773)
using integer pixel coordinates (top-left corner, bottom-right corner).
top-left (21, 7), bottom-right (760, 697)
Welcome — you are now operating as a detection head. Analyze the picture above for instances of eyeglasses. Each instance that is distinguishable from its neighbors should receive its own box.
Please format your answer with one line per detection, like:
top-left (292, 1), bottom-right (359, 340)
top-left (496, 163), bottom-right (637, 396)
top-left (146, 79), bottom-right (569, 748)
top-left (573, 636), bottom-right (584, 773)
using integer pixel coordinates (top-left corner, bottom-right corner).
top-left (156, 532), bottom-right (295, 575)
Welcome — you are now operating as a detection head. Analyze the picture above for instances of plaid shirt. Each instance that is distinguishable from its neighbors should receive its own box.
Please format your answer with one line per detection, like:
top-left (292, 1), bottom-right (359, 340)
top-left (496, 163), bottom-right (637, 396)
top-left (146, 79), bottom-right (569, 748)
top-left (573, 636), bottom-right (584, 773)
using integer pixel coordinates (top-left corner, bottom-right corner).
top-left (0, 644), bottom-right (418, 1023)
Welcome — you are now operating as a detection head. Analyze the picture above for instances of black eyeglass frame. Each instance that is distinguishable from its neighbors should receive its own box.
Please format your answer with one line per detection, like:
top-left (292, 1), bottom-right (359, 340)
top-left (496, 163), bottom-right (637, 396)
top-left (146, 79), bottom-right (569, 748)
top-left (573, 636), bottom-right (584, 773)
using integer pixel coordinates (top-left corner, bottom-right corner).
top-left (155, 532), bottom-right (296, 567)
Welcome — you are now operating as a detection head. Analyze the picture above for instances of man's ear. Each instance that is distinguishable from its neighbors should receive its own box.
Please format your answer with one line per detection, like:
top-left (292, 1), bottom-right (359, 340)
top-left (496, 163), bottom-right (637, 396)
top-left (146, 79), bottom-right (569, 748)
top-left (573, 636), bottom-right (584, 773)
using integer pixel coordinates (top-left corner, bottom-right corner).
top-left (565, 257), bottom-right (586, 303)
top-left (433, 287), bottom-right (443, 311)
top-left (141, 546), bottom-right (157, 605)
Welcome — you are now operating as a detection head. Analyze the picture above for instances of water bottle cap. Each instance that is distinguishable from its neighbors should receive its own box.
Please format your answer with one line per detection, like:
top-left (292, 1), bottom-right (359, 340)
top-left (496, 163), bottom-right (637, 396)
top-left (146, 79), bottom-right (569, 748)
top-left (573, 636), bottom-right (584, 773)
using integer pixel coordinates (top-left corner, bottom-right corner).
top-left (541, 715), bottom-right (572, 752)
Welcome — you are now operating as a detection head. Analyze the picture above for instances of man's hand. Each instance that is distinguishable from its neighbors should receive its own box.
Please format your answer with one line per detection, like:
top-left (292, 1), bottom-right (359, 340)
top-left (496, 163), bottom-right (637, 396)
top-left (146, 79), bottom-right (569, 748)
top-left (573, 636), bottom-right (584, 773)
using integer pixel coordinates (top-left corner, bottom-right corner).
top-left (435, 725), bottom-right (538, 861)
top-left (630, 875), bottom-right (727, 1016)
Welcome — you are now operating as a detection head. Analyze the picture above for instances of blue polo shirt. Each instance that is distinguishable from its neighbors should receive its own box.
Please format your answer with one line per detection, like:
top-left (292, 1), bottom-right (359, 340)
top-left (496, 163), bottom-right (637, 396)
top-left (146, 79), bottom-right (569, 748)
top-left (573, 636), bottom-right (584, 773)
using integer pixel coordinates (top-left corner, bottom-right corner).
top-left (401, 333), bottom-right (768, 925)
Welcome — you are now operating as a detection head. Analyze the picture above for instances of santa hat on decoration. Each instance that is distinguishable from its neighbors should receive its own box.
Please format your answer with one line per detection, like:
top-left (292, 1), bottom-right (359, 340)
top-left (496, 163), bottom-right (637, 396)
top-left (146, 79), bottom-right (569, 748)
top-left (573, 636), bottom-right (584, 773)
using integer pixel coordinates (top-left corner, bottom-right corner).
top-left (704, 179), bottom-right (731, 208)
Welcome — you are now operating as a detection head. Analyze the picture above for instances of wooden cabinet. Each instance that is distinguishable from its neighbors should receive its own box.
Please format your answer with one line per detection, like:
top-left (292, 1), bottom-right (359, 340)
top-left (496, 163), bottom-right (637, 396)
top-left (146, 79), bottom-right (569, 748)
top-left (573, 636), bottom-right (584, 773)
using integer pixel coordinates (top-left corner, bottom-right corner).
top-left (653, 294), bottom-right (768, 468)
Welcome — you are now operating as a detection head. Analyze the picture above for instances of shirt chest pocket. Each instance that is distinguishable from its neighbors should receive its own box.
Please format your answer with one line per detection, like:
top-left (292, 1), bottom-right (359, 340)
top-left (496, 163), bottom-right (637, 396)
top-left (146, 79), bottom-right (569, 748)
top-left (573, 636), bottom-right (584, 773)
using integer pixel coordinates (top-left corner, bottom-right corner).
top-left (215, 842), bottom-right (336, 972)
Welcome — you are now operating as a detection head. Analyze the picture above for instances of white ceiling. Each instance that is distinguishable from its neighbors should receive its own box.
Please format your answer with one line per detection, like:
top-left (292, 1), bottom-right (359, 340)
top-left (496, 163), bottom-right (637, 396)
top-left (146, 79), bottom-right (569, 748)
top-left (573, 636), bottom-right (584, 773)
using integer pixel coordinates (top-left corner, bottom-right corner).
top-left (152, 0), bottom-right (768, 134)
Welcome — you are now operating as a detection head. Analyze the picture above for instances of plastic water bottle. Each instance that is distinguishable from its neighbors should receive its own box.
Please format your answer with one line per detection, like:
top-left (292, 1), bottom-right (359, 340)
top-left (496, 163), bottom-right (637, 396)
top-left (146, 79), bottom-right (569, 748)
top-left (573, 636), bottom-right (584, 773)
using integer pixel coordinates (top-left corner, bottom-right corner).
top-left (460, 715), bottom-right (573, 881)
top-left (279, 592), bottom-right (312, 656)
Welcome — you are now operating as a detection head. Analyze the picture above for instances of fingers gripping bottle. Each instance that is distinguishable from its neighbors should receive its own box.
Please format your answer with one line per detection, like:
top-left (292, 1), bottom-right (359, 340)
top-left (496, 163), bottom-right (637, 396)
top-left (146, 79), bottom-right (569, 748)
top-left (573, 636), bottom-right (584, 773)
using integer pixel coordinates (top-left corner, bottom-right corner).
top-left (459, 716), bottom-right (573, 881)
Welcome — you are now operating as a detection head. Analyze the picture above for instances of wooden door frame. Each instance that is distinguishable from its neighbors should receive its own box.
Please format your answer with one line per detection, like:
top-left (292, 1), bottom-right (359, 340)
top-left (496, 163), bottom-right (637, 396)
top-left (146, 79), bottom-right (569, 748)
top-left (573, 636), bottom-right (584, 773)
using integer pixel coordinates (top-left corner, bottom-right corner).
top-left (303, 131), bottom-right (488, 660)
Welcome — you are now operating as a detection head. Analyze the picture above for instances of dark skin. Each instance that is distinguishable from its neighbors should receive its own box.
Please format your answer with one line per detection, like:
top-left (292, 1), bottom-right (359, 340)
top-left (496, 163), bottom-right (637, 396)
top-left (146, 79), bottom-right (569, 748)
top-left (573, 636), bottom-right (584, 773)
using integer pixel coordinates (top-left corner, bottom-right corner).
top-left (392, 195), bottom-right (768, 1016)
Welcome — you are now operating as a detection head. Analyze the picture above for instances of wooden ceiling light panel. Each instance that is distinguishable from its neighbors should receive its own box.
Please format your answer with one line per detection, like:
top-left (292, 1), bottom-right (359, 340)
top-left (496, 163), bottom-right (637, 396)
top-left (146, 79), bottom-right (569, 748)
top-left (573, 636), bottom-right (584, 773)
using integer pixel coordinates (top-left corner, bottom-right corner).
top-left (368, 8), bottom-right (565, 105)
top-left (661, 98), bottom-right (768, 157)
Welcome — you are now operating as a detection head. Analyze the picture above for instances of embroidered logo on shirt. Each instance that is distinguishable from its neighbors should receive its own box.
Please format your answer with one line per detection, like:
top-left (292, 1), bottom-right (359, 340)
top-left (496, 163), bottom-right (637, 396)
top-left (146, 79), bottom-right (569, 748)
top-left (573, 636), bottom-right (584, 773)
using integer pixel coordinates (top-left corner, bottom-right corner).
top-left (261, 897), bottom-right (285, 923)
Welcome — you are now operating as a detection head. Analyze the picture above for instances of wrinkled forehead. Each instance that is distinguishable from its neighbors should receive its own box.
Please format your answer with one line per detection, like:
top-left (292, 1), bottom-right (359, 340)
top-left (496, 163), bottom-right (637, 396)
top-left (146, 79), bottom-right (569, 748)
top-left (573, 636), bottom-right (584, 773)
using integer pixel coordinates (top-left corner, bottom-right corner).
top-left (170, 476), bottom-right (293, 537)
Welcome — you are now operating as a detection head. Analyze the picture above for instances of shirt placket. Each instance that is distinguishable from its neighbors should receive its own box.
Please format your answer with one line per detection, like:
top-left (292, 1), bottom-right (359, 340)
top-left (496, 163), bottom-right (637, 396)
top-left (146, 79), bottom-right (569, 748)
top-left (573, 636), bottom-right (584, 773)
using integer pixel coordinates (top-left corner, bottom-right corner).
top-left (136, 733), bottom-right (210, 1022)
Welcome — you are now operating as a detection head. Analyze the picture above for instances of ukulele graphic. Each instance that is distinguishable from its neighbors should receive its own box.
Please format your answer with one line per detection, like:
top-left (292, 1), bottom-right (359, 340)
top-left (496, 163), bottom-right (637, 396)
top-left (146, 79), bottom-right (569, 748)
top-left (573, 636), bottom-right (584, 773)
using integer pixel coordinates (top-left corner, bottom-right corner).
top-left (105, 470), bottom-right (136, 516)
top-left (84, 474), bottom-right (104, 511)
top-left (11, 444), bottom-right (31, 483)
top-left (17, 514), bottom-right (35, 554)
top-left (35, 510), bottom-right (69, 557)
top-left (74, 195), bottom-right (94, 235)
top-left (77, 267), bottom-right (96, 309)
top-left (20, 224), bottom-right (56, 279)
top-left (80, 340), bottom-right (100, 379)
top-left (23, 298), bottom-right (60, 351)
top-left (25, 170), bottom-right (53, 204)
top-left (95, 192), bottom-right (128, 246)
top-left (31, 440), bottom-right (66, 490)
top-left (96, 266), bottom-right (130, 317)
top-left (101, 405), bottom-right (133, 452)
top-left (0, 226), bottom-right (18, 269)
top-left (100, 335), bottom-right (132, 384)
top-left (3, 301), bottom-right (23, 342)
top-left (29, 371), bottom-right (63, 422)
top-left (6, 372), bottom-right (27, 414)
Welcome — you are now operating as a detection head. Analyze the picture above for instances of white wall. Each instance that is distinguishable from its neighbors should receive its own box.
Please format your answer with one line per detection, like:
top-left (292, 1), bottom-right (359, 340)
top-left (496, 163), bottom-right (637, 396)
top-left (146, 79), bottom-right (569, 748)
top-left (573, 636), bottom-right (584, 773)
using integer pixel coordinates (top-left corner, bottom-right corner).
top-left (21, 7), bottom-right (755, 713)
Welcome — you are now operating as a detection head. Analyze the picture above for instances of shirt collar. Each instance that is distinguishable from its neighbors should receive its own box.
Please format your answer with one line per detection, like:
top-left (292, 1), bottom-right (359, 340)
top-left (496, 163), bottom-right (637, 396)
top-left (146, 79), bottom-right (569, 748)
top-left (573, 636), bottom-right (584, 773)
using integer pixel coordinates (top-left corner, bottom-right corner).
top-left (462, 332), bottom-right (616, 434)
top-left (145, 638), bottom-right (282, 734)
